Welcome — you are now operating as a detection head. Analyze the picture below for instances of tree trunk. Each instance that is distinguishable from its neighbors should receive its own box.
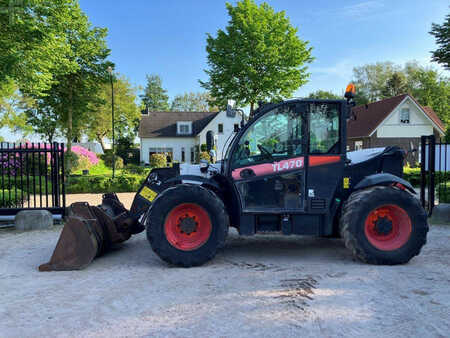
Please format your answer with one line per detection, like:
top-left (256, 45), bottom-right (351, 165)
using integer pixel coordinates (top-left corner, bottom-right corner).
top-left (249, 101), bottom-right (255, 119)
top-left (97, 135), bottom-right (106, 152)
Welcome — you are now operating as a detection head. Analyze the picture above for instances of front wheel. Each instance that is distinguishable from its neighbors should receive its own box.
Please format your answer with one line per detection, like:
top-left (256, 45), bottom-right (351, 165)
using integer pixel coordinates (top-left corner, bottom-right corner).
top-left (146, 184), bottom-right (229, 267)
top-left (340, 186), bottom-right (428, 265)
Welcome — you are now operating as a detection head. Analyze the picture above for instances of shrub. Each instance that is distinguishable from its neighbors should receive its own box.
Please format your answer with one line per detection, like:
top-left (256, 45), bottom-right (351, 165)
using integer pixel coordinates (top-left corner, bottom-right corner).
top-left (101, 153), bottom-right (124, 169)
top-left (65, 151), bottom-right (79, 174)
top-left (73, 155), bottom-right (93, 172)
top-left (71, 146), bottom-right (99, 165)
top-left (123, 164), bottom-right (146, 175)
top-left (403, 166), bottom-right (421, 187)
top-left (66, 173), bottom-right (145, 193)
top-left (437, 182), bottom-right (450, 203)
top-left (199, 151), bottom-right (211, 163)
top-left (150, 153), bottom-right (167, 168)
top-left (200, 143), bottom-right (207, 152)
top-left (0, 189), bottom-right (24, 207)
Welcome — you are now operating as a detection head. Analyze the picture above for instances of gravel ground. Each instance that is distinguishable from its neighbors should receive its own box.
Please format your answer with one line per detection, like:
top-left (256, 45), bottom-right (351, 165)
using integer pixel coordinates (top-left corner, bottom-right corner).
top-left (0, 223), bottom-right (449, 338)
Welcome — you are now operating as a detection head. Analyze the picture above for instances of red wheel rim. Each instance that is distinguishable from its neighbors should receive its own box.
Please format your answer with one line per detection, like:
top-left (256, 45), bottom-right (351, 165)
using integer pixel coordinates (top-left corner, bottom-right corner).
top-left (364, 204), bottom-right (412, 251)
top-left (164, 203), bottom-right (212, 251)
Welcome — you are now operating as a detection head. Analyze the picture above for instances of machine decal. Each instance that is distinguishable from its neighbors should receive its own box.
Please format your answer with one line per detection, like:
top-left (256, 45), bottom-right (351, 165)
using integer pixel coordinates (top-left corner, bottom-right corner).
top-left (309, 155), bottom-right (341, 167)
top-left (343, 177), bottom-right (350, 189)
top-left (232, 156), bottom-right (304, 180)
top-left (139, 186), bottom-right (158, 202)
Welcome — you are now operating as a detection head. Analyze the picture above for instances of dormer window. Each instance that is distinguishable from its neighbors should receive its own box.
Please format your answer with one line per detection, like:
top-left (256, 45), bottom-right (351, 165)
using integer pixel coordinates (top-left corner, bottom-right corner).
top-left (177, 121), bottom-right (192, 135)
top-left (400, 108), bottom-right (410, 124)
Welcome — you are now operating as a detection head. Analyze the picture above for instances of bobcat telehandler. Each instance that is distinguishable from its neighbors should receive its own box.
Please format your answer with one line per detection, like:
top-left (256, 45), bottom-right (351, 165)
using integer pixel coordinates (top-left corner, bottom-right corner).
top-left (39, 84), bottom-right (428, 271)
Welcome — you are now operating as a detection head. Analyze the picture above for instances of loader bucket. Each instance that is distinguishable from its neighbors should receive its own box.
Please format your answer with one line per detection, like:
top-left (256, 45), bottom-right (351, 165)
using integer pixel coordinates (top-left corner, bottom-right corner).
top-left (39, 202), bottom-right (132, 272)
top-left (38, 216), bottom-right (99, 271)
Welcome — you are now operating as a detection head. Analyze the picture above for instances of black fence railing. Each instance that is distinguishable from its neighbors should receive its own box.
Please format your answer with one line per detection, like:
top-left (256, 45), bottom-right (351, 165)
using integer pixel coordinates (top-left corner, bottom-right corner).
top-left (420, 135), bottom-right (449, 216)
top-left (0, 142), bottom-right (65, 216)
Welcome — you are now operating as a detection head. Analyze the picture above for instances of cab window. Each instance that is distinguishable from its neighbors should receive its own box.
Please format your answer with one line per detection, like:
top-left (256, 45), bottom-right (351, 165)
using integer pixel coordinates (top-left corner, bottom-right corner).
top-left (309, 103), bottom-right (340, 154)
top-left (231, 104), bottom-right (304, 169)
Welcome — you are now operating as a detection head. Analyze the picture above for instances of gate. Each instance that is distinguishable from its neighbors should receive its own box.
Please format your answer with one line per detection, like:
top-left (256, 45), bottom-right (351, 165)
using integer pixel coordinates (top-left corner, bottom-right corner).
top-left (420, 135), bottom-right (449, 216)
top-left (0, 142), bottom-right (66, 217)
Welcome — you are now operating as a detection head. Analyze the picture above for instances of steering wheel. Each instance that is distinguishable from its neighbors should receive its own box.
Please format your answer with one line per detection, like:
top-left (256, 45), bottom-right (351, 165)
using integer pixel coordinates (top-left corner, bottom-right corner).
top-left (257, 144), bottom-right (273, 160)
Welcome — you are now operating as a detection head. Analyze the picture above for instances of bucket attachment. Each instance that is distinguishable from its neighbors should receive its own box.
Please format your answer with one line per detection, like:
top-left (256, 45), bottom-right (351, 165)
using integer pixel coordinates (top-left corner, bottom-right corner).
top-left (39, 200), bottom-right (136, 272)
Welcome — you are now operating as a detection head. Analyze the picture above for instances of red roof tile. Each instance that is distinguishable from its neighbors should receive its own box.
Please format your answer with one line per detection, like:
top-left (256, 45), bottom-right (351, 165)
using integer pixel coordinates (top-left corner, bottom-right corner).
top-left (347, 94), bottom-right (445, 138)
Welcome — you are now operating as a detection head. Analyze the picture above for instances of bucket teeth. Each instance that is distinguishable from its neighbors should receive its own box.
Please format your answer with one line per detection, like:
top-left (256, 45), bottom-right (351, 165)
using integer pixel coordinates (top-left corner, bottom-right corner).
top-left (39, 202), bottom-right (132, 272)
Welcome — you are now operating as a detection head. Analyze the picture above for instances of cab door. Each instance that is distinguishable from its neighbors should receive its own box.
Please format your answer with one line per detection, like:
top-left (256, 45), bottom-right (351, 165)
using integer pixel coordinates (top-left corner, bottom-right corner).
top-left (229, 103), bottom-right (307, 213)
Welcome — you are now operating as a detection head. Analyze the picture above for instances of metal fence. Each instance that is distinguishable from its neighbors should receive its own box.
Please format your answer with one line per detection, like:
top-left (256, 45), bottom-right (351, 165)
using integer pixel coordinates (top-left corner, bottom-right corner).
top-left (420, 135), bottom-right (449, 216)
top-left (0, 142), bottom-right (65, 216)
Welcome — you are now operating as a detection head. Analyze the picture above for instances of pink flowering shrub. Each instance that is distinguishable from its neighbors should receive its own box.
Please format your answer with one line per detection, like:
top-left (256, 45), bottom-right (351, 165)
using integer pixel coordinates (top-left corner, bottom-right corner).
top-left (70, 146), bottom-right (99, 165)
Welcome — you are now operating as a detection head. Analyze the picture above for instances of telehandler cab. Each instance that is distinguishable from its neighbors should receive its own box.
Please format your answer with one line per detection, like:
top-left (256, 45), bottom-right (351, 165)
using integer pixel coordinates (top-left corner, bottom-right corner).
top-left (40, 85), bottom-right (428, 271)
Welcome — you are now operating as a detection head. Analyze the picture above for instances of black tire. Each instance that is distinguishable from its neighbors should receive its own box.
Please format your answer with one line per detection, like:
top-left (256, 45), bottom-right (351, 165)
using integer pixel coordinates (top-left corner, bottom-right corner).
top-left (340, 186), bottom-right (428, 265)
top-left (146, 184), bottom-right (229, 267)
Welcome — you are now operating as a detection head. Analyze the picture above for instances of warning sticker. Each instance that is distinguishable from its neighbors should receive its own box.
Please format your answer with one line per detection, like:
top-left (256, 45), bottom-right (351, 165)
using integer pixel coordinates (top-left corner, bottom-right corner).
top-left (343, 177), bottom-right (350, 189)
top-left (139, 186), bottom-right (158, 202)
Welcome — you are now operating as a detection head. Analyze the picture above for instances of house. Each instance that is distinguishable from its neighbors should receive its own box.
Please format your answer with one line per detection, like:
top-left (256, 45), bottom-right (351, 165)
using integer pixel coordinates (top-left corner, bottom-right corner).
top-left (139, 110), bottom-right (242, 164)
top-left (347, 94), bottom-right (445, 163)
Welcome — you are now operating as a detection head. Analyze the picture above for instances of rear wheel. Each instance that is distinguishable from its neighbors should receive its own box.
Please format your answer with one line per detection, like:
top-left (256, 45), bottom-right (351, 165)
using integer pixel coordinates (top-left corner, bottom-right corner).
top-left (146, 184), bottom-right (228, 267)
top-left (340, 186), bottom-right (428, 265)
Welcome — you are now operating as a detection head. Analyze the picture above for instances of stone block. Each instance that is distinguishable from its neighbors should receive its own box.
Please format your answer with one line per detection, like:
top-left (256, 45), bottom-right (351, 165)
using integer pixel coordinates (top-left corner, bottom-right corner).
top-left (15, 210), bottom-right (53, 230)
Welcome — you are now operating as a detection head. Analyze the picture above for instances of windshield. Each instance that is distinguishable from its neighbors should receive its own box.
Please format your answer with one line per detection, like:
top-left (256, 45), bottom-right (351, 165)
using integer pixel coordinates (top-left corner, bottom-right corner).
top-left (231, 104), bottom-right (304, 169)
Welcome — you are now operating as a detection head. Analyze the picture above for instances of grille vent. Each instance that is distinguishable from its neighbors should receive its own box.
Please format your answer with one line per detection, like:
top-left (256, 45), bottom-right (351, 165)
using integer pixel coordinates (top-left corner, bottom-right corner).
top-left (310, 198), bottom-right (326, 209)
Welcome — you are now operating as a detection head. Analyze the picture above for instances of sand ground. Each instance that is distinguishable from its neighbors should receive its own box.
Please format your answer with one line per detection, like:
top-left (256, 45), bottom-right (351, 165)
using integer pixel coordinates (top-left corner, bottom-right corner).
top-left (0, 221), bottom-right (449, 337)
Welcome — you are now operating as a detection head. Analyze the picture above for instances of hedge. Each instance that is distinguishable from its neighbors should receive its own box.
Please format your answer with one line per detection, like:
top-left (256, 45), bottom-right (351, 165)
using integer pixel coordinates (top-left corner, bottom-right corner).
top-left (403, 167), bottom-right (421, 187)
top-left (0, 189), bottom-right (24, 207)
top-left (437, 182), bottom-right (450, 203)
top-left (66, 173), bottom-right (146, 194)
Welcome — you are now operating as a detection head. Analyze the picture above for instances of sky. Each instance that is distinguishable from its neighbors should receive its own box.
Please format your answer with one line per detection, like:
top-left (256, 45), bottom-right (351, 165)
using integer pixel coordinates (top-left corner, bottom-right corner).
top-left (78, 0), bottom-right (448, 98)
top-left (4, 0), bottom-right (449, 141)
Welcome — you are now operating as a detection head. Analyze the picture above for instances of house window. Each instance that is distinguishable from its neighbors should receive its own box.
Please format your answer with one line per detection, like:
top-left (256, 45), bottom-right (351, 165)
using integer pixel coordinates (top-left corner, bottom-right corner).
top-left (234, 124), bottom-right (239, 132)
top-left (218, 123), bottom-right (224, 133)
top-left (190, 147), bottom-right (195, 163)
top-left (178, 122), bottom-right (191, 135)
top-left (355, 141), bottom-right (363, 150)
top-left (181, 147), bottom-right (185, 162)
top-left (400, 108), bottom-right (410, 124)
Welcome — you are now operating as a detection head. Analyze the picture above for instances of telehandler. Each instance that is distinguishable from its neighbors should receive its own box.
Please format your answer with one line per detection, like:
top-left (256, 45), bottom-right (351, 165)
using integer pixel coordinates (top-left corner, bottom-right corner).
top-left (39, 84), bottom-right (428, 270)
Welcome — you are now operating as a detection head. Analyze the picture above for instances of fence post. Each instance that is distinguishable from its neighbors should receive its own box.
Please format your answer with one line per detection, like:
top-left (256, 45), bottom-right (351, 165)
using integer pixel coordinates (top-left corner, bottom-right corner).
top-left (420, 136), bottom-right (426, 208)
top-left (428, 135), bottom-right (436, 216)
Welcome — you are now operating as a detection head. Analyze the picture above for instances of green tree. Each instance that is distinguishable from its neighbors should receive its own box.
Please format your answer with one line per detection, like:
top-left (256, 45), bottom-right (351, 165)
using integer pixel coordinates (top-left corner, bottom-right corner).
top-left (170, 92), bottom-right (219, 111)
top-left (140, 74), bottom-right (169, 111)
top-left (406, 66), bottom-right (449, 126)
top-left (25, 99), bottom-right (61, 143)
top-left (0, 0), bottom-right (81, 96)
top-left (200, 0), bottom-right (313, 117)
top-left (381, 72), bottom-right (408, 98)
top-left (430, 13), bottom-right (450, 69)
top-left (0, 79), bottom-right (33, 133)
top-left (87, 74), bottom-right (139, 151)
top-left (27, 1), bottom-right (111, 171)
top-left (307, 90), bottom-right (340, 100)
top-left (352, 62), bottom-right (398, 104)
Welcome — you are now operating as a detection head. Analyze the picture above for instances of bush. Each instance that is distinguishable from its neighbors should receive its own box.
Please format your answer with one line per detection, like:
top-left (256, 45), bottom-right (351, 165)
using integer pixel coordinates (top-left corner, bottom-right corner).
top-left (65, 151), bottom-right (79, 174)
top-left (123, 164), bottom-right (146, 175)
top-left (71, 145), bottom-right (99, 165)
top-left (200, 143), bottom-right (207, 152)
top-left (101, 153), bottom-right (124, 169)
top-left (437, 182), bottom-right (450, 203)
top-left (0, 189), bottom-right (24, 207)
top-left (403, 166), bottom-right (421, 187)
top-left (150, 153), bottom-right (167, 168)
top-left (66, 173), bottom-right (145, 193)
top-left (199, 151), bottom-right (211, 163)
top-left (73, 155), bottom-right (93, 172)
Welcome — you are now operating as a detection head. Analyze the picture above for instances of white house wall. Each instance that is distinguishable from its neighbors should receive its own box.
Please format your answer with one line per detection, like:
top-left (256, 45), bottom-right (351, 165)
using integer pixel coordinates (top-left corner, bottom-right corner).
top-left (376, 98), bottom-right (434, 138)
top-left (140, 137), bottom-right (196, 164)
top-left (197, 110), bottom-right (242, 159)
